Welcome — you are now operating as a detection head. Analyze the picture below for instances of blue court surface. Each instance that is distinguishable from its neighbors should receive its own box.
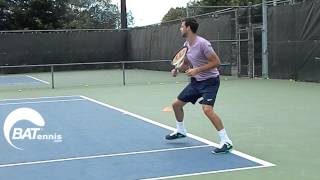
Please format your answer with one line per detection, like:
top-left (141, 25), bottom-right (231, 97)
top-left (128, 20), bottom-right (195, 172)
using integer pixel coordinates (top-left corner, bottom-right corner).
top-left (0, 75), bottom-right (49, 86)
top-left (0, 96), bottom-right (274, 180)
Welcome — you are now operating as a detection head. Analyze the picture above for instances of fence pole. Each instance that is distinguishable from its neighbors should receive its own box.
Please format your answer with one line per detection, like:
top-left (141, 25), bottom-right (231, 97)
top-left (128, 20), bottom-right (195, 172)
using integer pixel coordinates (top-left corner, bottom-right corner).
top-left (262, 0), bottom-right (269, 78)
top-left (248, 2), bottom-right (255, 78)
top-left (235, 9), bottom-right (241, 77)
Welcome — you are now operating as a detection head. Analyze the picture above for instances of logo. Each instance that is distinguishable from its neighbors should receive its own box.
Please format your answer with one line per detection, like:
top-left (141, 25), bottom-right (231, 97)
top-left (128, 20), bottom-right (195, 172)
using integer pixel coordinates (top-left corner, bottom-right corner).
top-left (3, 108), bottom-right (63, 150)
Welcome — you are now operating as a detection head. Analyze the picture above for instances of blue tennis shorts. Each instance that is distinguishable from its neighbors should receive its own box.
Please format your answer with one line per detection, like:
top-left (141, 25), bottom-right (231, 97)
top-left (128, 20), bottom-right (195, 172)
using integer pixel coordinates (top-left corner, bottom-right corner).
top-left (177, 76), bottom-right (220, 106)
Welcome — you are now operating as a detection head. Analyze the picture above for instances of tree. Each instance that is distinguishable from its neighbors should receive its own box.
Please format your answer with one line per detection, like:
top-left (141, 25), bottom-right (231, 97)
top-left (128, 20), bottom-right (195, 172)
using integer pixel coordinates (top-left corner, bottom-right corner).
top-left (65, 0), bottom-right (120, 29)
top-left (3, 0), bottom-right (69, 30)
top-left (0, 0), bottom-right (14, 30)
top-left (63, 0), bottom-right (134, 29)
top-left (127, 10), bottom-right (134, 27)
top-left (188, 0), bottom-right (262, 15)
top-left (0, 0), bottom-right (134, 30)
top-left (161, 7), bottom-right (186, 23)
top-left (162, 0), bottom-right (263, 21)
top-left (192, 0), bottom-right (262, 6)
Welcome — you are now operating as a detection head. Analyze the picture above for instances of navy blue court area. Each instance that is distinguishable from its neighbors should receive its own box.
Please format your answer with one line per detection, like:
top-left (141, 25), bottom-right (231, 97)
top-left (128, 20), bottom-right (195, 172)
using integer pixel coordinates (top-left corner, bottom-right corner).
top-left (0, 96), bottom-right (274, 180)
top-left (0, 75), bottom-right (49, 86)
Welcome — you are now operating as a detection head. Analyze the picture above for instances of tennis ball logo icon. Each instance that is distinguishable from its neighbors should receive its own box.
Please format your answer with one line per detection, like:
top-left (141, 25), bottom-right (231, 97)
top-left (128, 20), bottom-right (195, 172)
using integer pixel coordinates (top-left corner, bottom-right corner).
top-left (3, 108), bottom-right (62, 150)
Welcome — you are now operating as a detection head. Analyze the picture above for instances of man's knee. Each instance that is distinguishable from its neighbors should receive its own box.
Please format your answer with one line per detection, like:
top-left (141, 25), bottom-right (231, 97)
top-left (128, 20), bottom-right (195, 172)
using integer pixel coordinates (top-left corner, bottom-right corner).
top-left (172, 99), bottom-right (185, 109)
top-left (202, 105), bottom-right (214, 115)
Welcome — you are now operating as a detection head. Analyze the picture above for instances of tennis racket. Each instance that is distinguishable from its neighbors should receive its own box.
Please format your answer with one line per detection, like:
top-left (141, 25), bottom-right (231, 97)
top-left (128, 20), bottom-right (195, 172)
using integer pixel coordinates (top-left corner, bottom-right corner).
top-left (171, 46), bottom-right (190, 71)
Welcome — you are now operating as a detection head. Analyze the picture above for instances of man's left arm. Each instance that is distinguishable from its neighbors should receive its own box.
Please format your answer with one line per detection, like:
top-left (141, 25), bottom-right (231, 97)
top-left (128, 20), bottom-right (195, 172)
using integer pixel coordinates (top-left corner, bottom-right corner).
top-left (196, 52), bottom-right (220, 72)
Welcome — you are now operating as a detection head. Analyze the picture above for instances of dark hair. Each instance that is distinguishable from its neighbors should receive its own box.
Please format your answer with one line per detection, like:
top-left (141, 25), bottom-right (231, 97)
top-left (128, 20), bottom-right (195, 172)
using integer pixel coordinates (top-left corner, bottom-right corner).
top-left (182, 18), bottom-right (199, 33)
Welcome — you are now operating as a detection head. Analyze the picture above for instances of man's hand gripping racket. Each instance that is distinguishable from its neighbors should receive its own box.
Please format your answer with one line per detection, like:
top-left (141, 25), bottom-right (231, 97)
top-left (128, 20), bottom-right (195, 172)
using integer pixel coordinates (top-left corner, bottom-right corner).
top-left (171, 46), bottom-right (192, 77)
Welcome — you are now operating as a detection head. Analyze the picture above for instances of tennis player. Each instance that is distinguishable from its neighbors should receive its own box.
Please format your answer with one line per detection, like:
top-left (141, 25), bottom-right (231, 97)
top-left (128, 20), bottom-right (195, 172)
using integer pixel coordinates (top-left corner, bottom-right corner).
top-left (166, 18), bottom-right (233, 154)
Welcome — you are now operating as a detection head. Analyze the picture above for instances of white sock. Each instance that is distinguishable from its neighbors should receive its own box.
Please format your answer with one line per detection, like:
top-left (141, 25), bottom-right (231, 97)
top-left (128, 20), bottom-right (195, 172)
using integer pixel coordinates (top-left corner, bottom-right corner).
top-left (218, 129), bottom-right (232, 145)
top-left (176, 121), bottom-right (186, 134)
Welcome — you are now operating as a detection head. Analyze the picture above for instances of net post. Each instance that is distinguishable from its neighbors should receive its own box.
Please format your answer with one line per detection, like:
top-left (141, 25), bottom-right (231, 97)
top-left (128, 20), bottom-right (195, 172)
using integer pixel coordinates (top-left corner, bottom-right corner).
top-left (186, 3), bottom-right (189, 17)
top-left (122, 62), bottom-right (126, 86)
top-left (217, 31), bottom-right (220, 56)
top-left (51, 65), bottom-right (55, 89)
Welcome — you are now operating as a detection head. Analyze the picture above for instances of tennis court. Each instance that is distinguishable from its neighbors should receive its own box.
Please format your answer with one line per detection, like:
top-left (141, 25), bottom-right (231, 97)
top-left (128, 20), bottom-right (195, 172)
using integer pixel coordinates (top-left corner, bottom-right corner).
top-left (0, 95), bottom-right (273, 180)
top-left (0, 74), bottom-right (319, 179)
top-left (0, 0), bottom-right (319, 179)
top-left (0, 75), bottom-right (49, 86)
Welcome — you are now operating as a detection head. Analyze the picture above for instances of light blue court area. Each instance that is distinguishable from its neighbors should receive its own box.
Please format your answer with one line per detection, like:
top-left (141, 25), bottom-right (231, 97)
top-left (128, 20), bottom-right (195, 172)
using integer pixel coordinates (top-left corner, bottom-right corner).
top-left (0, 96), bottom-right (274, 180)
top-left (0, 75), bottom-right (49, 86)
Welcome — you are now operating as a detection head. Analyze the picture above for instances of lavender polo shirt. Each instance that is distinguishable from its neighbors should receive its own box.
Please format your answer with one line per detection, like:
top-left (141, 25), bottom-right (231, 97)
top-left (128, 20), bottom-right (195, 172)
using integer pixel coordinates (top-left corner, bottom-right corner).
top-left (184, 36), bottom-right (219, 81)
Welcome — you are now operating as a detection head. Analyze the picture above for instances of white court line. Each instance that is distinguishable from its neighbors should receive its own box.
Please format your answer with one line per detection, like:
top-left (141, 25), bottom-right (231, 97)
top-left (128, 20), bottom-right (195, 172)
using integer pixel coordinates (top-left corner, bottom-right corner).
top-left (0, 95), bottom-right (82, 102)
top-left (0, 99), bottom-right (85, 106)
top-left (81, 95), bottom-right (276, 168)
top-left (0, 82), bottom-right (41, 85)
top-left (141, 165), bottom-right (267, 180)
top-left (0, 145), bottom-right (210, 168)
top-left (0, 75), bottom-right (24, 78)
top-left (25, 75), bottom-right (50, 84)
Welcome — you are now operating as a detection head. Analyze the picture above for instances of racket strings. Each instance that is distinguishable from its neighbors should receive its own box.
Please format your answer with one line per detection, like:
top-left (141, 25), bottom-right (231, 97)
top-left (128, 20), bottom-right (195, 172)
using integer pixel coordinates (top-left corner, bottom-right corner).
top-left (172, 47), bottom-right (188, 68)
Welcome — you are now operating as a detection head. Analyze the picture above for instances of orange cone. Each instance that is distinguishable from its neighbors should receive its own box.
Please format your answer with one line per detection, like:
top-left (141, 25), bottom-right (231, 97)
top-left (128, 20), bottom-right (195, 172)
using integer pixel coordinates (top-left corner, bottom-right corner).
top-left (162, 106), bottom-right (172, 112)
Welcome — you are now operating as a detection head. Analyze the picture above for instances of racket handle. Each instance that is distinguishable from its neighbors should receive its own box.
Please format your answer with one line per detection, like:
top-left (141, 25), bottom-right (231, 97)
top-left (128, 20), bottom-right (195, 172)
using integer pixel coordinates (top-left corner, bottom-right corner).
top-left (171, 68), bottom-right (179, 77)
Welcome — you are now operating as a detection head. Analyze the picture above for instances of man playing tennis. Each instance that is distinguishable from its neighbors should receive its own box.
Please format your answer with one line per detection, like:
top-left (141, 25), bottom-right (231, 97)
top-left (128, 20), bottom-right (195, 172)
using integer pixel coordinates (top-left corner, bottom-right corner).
top-left (165, 18), bottom-right (233, 154)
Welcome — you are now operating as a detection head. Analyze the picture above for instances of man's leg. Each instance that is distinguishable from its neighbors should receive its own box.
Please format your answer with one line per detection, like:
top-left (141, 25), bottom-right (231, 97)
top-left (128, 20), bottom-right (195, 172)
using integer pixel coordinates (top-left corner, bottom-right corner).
top-left (202, 105), bottom-right (233, 153)
top-left (165, 80), bottom-right (200, 140)
top-left (172, 98), bottom-right (187, 123)
top-left (165, 99), bottom-right (188, 140)
top-left (202, 105), bottom-right (224, 131)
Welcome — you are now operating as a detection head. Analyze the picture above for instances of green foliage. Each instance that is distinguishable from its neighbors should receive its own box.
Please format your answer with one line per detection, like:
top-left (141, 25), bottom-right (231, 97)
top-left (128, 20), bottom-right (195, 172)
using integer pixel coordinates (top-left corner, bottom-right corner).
top-left (3, 0), bottom-right (69, 30)
top-left (162, 0), bottom-right (263, 21)
top-left (162, 7), bottom-right (187, 23)
top-left (0, 0), bottom-right (134, 30)
top-left (65, 0), bottom-right (120, 29)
